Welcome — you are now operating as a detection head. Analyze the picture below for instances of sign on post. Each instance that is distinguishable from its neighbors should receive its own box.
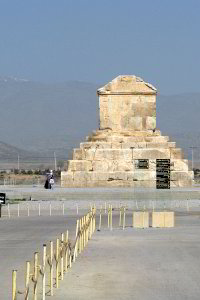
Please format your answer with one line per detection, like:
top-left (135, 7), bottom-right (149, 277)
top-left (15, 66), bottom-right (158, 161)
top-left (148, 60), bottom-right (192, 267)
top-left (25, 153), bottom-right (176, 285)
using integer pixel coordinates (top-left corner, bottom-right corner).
top-left (0, 193), bottom-right (6, 205)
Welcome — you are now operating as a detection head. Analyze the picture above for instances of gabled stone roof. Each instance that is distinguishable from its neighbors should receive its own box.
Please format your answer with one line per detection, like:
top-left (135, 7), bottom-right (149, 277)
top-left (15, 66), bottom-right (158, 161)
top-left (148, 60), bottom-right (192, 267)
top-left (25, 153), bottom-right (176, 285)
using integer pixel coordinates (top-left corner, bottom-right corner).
top-left (97, 75), bottom-right (157, 95)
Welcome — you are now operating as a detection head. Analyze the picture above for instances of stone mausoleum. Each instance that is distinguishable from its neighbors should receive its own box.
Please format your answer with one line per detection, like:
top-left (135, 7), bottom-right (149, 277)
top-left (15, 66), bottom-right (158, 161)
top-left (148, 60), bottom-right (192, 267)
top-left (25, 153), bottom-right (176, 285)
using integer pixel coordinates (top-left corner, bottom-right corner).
top-left (61, 75), bottom-right (193, 188)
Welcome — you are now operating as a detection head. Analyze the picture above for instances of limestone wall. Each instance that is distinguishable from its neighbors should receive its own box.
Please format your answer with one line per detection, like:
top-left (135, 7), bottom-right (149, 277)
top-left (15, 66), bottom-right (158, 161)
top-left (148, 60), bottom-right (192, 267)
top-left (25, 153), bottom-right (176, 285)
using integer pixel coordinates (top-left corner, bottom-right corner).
top-left (99, 94), bottom-right (156, 131)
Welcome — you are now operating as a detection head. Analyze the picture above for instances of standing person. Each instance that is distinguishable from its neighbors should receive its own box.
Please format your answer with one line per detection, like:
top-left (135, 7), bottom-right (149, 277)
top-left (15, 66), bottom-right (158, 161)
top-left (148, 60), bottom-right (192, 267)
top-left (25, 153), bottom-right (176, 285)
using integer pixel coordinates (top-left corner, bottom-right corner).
top-left (49, 176), bottom-right (54, 189)
top-left (44, 170), bottom-right (54, 189)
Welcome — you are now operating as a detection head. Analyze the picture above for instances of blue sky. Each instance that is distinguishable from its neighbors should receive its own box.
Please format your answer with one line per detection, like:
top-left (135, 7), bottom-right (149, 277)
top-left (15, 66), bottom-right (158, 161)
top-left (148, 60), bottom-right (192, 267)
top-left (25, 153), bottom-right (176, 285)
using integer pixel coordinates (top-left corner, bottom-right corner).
top-left (0, 0), bottom-right (200, 94)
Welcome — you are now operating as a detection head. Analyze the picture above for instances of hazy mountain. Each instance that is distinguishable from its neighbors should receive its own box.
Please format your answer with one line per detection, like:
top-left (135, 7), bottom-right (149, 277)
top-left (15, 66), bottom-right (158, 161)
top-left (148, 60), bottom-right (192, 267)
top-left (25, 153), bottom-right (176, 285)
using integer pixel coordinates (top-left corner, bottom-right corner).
top-left (0, 77), bottom-right (99, 158)
top-left (0, 76), bottom-right (199, 161)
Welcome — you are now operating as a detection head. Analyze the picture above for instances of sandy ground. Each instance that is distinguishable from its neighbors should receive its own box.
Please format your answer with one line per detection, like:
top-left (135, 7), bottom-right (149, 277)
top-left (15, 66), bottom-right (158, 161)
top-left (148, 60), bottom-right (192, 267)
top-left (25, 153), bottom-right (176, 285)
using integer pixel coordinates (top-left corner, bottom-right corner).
top-left (52, 212), bottom-right (200, 300)
top-left (1, 208), bottom-right (200, 299)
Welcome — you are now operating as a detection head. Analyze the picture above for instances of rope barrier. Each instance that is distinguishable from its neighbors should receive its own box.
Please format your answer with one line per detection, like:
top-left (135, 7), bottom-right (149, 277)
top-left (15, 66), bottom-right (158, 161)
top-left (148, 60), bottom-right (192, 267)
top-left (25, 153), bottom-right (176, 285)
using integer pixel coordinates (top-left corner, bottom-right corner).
top-left (12, 208), bottom-right (96, 300)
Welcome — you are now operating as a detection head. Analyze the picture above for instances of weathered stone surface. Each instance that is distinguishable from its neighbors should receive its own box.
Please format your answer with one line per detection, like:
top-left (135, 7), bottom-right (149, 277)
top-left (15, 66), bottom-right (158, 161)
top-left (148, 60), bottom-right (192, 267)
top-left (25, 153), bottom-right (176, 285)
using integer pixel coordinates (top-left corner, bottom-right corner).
top-left (61, 172), bottom-right (74, 187)
top-left (85, 149), bottom-right (132, 161)
top-left (73, 149), bottom-right (84, 160)
top-left (171, 159), bottom-right (189, 171)
top-left (146, 142), bottom-right (171, 149)
top-left (132, 149), bottom-right (170, 159)
top-left (80, 142), bottom-right (112, 149)
top-left (127, 171), bottom-right (156, 181)
top-left (122, 142), bottom-right (147, 149)
top-left (145, 136), bottom-right (169, 142)
top-left (170, 148), bottom-right (183, 159)
top-left (170, 171), bottom-right (194, 181)
top-left (68, 160), bottom-right (93, 172)
top-left (111, 142), bottom-right (122, 149)
top-left (133, 212), bottom-right (149, 228)
top-left (146, 116), bottom-right (156, 130)
top-left (170, 180), bottom-right (193, 187)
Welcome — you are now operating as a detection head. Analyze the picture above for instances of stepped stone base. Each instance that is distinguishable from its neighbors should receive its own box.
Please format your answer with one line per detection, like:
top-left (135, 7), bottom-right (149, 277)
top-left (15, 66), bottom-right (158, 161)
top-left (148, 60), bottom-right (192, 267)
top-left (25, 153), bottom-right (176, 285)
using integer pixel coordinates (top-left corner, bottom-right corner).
top-left (61, 129), bottom-right (193, 188)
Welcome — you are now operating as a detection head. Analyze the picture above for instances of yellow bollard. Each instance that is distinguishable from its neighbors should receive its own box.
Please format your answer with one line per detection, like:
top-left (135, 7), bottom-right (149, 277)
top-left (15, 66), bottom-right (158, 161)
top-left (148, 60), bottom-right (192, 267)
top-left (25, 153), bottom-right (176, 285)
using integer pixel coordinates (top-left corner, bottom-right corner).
top-left (69, 250), bottom-right (72, 268)
top-left (27, 204), bottom-right (30, 217)
top-left (187, 200), bottom-right (189, 212)
top-left (65, 231), bottom-right (68, 272)
top-left (25, 261), bottom-right (30, 300)
top-left (99, 207), bottom-right (102, 230)
top-left (123, 207), bottom-right (126, 230)
top-left (132, 211), bottom-right (134, 228)
top-left (49, 202), bottom-right (52, 216)
top-left (42, 244), bottom-right (46, 300)
top-left (119, 207), bottom-right (122, 227)
top-left (12, 270), bottom-right (17, 300)
top-left (61, 234), bottom-right (64, 279)
top-left (50, 241), bottom-right (53, 296)
top-left (33, 252), bottom-right (38, 300)
top-left (110, 205), bottom-right (112, 231)
top-left (56, 238), bottom-right (59, 288)
top-left (82, 217), bottom-right (85, 249)
top-left (78, 219), bottom-right (82, 253)
top-left (82, 218), bottom-right (84, 251)
top-left (108, 205), bottom-right (110, 228)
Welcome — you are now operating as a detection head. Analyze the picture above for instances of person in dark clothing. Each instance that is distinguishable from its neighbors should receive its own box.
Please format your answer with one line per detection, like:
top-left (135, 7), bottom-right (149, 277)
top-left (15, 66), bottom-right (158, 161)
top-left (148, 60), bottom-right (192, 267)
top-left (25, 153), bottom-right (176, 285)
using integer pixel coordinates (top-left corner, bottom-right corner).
top-left (44, 170), bottom-right (54, 189)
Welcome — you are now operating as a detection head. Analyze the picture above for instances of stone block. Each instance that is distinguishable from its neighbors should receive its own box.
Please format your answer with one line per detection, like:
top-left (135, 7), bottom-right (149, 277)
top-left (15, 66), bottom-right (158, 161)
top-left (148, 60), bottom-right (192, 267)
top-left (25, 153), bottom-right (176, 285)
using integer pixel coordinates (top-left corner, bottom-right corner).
top-left (133, 181), bottom-right (156, 188)
top-left (111, 142), bottom-right (122, 149)
top-left (122, 142), bottom-right (147, 149)
top-left (164, 212), bottom-right (175, 227)
top-left (133, 212), bottom-right (149, 228)
top-left (107, 172), bottom-right (128, 181)
top-left (152, 212), bottom-right (165, 227)
top-left (114, 160), bottom-right (134, 172)
top-left (106, 136), bottom-right (124, 143)
top-left (148, 160), bottom-right (156, 170)
top-left (146, 142), bottom-right (170, 149)
top-left (145, 136), bottom-right (169, 142)
top-left (168, 142), bottom-right (176, 148)
top-left (73, 149), bottom-right (84, 160)
top-left (61, 172), bottom-right (74, 187)
top-left (171, 159), bottom-right (189, 171)
top-left (90, 172), bottom-right (110, 181)
top-left (92, 160), bottom-right (109, 172)
top-left (170, 148), bottom-right (183, 159)
top-left (170, 180), bottom-right (193, 187)
top-left (80, 142), bottom-right (112, 149)
top-left (127, 171), bottom-right (156, 181)
top-left (124, 136), bottom-right (145, 143)
top-left (152, 212), bottom-right (174, 228)
top-left (132, 149), bottom-right (170, 159)
top-left (171, 171), bottom-right (194, 181)
top-left (68, 160), bottom-right (92, 172)
top-left (89, 149), bottom-right (132, 161)
top-left (146, 116), bottom-right (156, 130)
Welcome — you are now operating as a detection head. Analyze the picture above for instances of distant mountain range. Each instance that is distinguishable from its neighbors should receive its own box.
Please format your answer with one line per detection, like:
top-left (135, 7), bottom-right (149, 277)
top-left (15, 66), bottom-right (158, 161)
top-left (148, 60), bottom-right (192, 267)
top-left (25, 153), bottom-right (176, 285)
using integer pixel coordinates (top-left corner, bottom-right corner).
top-left (0, 76), bottom-right (199, 162)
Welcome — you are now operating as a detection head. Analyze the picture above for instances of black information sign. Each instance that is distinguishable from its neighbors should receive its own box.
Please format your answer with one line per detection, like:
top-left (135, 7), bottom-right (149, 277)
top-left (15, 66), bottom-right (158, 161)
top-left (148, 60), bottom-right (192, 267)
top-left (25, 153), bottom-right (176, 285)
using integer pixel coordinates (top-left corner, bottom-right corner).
top-left (156, 159), bottom-right (170, 189)
top-left (137, 159), bottom-right (149, 169)
top-left (0, 193), bottom-right (6, 204)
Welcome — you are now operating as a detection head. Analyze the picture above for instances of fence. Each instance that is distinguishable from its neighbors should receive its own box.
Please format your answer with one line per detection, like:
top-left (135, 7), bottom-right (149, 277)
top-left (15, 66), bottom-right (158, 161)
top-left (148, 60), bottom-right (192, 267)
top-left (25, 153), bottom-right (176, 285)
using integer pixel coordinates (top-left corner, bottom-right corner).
top-left (99, 203), bottom-right (175, 231)
top-left (12, 207), bottom-right (96, 300)
top-left (1, 202), bottom-right (81, 218)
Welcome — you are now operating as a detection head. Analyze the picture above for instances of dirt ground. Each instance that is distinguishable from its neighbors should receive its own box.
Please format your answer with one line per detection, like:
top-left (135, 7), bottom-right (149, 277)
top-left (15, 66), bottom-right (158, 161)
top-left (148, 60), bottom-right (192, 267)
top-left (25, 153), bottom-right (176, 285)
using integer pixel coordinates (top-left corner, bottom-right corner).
top-left (1, 208), bottom-right (200, 299)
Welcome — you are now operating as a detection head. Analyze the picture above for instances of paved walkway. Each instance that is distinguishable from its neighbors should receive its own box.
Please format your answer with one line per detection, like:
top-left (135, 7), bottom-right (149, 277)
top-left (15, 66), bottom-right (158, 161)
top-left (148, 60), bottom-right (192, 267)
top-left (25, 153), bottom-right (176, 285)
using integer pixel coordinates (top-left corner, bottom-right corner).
top-left (53, 214), bottom-right (200, 300)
